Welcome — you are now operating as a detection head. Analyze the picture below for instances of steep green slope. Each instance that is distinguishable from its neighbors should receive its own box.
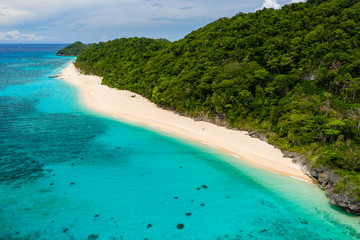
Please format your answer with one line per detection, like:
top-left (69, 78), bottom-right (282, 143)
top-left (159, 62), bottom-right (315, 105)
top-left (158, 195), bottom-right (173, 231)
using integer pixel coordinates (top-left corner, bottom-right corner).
top-left (57, 41), bottom-right (93, 56)
top-left (71, 0), bottom-right (360, 214)
top-left (75, 37), bottom-right (170, 97)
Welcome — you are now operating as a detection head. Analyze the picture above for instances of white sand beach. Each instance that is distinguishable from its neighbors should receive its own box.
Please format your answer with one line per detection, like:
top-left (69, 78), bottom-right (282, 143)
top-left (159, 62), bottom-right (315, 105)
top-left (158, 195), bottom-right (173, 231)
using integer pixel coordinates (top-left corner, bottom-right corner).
top-left (59, 62), bottom-right (314, 183)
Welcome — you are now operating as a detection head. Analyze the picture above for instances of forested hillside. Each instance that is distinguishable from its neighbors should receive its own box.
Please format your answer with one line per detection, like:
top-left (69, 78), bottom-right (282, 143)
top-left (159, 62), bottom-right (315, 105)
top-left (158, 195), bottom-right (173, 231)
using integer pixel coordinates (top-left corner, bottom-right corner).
top-left (71, 0), bottom-right (360, 214)
top-left (57, 41), bottom-right (93, 56)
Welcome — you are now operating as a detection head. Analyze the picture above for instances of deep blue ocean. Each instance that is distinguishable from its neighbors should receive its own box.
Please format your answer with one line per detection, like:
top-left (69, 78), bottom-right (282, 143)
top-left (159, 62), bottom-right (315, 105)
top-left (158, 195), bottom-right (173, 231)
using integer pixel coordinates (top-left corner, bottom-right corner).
top-left (0, 44), bottom-right (359, 240)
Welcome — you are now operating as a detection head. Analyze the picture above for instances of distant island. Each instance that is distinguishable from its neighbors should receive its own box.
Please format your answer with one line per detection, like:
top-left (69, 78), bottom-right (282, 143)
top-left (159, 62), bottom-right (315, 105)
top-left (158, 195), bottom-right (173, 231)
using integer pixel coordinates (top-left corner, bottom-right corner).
top-left (58, 0), bottom-right (360, 215)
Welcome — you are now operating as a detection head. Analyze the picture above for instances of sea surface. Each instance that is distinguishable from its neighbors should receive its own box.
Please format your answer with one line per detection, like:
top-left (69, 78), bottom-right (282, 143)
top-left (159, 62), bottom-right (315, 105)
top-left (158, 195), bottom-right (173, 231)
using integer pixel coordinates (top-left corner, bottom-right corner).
top-left (0, 44), bottom-right (359, 240)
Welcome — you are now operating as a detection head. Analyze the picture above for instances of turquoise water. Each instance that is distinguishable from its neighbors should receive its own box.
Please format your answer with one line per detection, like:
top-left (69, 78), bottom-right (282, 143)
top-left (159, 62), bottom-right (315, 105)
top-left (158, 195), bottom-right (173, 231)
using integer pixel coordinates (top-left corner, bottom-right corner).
top-left (0, 45), bottom-right (359, 240)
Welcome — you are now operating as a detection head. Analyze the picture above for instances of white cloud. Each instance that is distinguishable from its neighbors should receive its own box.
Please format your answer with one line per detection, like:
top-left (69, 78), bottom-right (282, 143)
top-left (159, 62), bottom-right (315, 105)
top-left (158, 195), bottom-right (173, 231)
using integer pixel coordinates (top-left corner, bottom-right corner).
top-left (0, 0), bottom-right (263, 27)
top-left (291, 0), bottom-right (306, 3)
top-left (0, 5), bottom-right (31, 25)
top-left (99, 34), bottom-right (109, 42)
top-left (259, 0), bottom-right (281, 10)
top-left (0, 0), bottom-right (265, 42)
top-left (0, 30), bottom-right (46, 41)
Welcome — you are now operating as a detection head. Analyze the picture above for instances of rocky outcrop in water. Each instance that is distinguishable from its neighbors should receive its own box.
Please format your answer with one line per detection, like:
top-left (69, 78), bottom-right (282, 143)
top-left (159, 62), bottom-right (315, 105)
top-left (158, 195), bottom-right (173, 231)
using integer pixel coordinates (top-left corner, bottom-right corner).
top-left (247, 131), bottom-right (360, 215)
top-left (282, 151), bottom-right (360, 215)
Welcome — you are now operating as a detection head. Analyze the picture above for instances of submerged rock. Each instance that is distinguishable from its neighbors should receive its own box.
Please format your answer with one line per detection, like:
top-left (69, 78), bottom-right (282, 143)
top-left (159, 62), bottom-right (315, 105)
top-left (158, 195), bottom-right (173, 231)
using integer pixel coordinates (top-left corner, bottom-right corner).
top-left (88, 234), bottom-right (99, 240)
top-left (177, 224), bottom-right (184, 229)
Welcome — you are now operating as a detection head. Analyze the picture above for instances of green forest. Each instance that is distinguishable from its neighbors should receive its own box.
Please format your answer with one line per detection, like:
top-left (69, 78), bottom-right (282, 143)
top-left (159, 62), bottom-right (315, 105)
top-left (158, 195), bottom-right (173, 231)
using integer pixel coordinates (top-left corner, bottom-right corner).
top-left (68, 0), bottom-right (360, 203)
top-left (57, 41), bottom-right (93, 56)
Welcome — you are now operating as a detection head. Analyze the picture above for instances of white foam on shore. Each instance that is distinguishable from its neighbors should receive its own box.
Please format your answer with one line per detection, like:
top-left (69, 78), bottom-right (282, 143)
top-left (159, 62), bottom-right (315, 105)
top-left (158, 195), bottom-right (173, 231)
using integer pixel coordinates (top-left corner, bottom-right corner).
top-left (112, 115), bottom-right (119, 118)
top-left (290, 176), bottom-right (311, 183)
top-left (229, 153), bottom-right (240, 159)
top-left (161, 129), bottom-right (169, 133)
top-left (201, 142), bottom-right (216, 148)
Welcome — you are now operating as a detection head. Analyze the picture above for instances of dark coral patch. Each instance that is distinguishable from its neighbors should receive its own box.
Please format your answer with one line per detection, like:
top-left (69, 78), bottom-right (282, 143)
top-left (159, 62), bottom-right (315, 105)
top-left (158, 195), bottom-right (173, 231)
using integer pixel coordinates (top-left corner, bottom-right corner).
top-left (177, 224), bottom-right (184, 229)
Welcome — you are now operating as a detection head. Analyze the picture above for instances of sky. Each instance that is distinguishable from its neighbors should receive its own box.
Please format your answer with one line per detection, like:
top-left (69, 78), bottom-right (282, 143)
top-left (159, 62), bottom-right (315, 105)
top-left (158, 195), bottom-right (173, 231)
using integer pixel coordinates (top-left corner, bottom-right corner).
top-left (0, 0), bottom-right (306, 43)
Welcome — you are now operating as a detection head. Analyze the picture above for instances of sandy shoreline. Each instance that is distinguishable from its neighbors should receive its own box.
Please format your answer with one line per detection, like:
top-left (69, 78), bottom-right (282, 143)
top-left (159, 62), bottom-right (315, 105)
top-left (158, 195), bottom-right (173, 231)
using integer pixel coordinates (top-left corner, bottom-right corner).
top-left (59, 62), bottom-right (314, 183)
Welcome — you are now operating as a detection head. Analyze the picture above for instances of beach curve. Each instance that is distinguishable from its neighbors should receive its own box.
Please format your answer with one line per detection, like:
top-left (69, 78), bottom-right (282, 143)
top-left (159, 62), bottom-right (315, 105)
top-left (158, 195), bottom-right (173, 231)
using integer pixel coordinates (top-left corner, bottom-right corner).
top-left (59, 62), bottom-right (315, 183)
